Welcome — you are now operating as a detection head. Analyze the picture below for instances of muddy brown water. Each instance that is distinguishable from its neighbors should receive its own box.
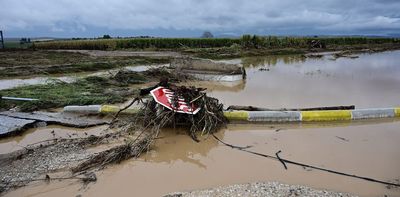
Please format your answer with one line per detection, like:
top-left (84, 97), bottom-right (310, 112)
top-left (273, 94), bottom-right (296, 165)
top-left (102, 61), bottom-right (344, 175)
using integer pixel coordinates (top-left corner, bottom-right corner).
top-left (3, 50), bottom-right (400, 197)
top-left (204, 50), bottom-right (400, 109)
top-left (0, 125), bottom-right (110, 154)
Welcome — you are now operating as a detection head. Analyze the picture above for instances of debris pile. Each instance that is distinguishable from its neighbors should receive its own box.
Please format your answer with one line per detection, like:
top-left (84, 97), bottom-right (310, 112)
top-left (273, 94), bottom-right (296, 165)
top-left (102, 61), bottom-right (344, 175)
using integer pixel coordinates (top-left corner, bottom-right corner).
top-left (121, 81), bottom-right (227, 142)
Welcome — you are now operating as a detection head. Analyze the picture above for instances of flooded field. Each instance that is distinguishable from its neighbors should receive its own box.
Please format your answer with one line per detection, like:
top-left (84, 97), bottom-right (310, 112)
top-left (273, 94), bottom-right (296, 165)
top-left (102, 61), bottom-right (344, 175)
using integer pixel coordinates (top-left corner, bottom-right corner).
top-left (2, 50), bottom-right (400, 197)
top-left (205, 50), bottom-right (400, 108)
top-left (0, 64), bottom-right (168, 90)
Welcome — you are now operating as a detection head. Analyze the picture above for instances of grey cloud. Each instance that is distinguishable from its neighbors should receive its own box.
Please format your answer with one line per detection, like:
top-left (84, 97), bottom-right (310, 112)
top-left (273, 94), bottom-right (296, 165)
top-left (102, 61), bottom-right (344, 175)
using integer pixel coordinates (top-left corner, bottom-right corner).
top-left (1, 0), bottom-right (400, 36)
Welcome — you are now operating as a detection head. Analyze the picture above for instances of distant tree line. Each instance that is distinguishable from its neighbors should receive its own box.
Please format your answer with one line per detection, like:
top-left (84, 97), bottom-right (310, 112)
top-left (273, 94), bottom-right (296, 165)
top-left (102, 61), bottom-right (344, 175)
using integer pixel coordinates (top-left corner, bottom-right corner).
top-left (70, 35), bottom-right (156, 40)
top-left (20, 38), bottom-right (31, 44)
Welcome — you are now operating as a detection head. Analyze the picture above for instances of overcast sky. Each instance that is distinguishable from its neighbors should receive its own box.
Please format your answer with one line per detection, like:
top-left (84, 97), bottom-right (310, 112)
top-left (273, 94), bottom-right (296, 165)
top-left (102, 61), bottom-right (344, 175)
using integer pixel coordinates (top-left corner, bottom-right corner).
top-left (1, 0), bottom-right (400, 37)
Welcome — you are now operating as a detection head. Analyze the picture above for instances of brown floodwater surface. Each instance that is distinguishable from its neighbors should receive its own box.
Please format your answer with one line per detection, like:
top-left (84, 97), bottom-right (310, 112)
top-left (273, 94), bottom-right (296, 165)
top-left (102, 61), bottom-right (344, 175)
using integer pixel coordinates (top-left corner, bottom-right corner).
top-left (3, 51), bottom-right (400, 197)
top-left (207, 51), bottom-right (400, 108)
top-left (5, 120), bottom-right (400, 197)
top-left (0, 125), bottom-right (109, 154)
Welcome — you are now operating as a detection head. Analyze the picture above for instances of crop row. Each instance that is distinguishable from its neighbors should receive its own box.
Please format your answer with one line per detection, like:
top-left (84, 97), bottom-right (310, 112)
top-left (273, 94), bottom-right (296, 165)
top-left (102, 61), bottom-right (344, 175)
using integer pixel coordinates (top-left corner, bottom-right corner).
top-left (33, 36), bottom-right (400, 50)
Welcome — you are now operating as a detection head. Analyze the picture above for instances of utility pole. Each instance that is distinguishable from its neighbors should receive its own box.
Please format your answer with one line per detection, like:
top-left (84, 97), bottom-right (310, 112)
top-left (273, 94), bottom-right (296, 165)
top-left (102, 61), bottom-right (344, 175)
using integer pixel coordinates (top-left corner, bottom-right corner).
top-left (0, 30), bottom-right (4, 49)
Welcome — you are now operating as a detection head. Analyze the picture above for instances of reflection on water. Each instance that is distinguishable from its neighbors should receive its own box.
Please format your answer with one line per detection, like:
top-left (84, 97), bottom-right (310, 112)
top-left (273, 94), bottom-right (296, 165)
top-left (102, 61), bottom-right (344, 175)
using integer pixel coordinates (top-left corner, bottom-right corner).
top-left (0, 77), bottom-right (76, 90)
top-left (241, 54), bottom-right (306, 67)
top-left (142, 128), bottom-right (221, 169)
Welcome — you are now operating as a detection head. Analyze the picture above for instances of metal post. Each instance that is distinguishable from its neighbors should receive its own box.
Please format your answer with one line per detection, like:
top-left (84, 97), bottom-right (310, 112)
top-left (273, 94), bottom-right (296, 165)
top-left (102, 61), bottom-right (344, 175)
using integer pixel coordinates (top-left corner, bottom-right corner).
top-left (0, 30), bottom-right (4, 49)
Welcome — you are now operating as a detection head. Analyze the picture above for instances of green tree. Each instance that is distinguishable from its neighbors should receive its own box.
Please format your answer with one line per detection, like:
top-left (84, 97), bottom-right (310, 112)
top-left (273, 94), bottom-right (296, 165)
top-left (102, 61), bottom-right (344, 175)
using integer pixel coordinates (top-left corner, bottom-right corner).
top-left (201, 31), bottom-right (214, 38)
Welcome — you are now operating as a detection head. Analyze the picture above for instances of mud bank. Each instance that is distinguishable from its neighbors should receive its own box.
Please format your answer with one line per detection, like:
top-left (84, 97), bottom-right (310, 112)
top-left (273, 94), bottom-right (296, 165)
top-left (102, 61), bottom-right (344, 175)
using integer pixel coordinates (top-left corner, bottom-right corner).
top-left (0, 120), bottom-right (152, 194)
top-left (0, 50), bottom-right (170, 78)
top-left (184, 43), bottom-right (400, 59)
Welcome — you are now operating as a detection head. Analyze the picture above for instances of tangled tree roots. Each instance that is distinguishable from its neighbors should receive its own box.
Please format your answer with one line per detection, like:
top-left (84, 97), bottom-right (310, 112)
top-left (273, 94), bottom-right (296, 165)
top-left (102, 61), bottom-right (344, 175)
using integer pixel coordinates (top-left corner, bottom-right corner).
top-left (130, 85), bottom-right (227, 142)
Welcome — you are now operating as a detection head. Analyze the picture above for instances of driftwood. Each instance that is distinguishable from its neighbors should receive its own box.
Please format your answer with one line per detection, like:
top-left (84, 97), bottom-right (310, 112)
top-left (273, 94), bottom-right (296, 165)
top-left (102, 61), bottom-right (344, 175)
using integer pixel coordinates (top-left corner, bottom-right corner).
top-left (226, 105), bottom-right (355, 111)
top-left (72, 131), bottom-right (152, 173)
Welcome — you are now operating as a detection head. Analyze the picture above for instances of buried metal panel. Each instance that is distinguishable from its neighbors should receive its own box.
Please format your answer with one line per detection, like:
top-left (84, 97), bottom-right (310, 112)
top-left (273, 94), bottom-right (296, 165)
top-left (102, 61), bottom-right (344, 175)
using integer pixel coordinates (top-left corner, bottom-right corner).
top-left (0, 115), bottom-right (36, 136)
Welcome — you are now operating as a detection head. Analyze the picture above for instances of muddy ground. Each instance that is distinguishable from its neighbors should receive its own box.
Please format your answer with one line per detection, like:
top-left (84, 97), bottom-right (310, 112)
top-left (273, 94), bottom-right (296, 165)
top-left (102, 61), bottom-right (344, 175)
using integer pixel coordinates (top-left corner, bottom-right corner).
top-left (0, 50), bottom-right (171, 78)
top-left (183, 42), bottom-right (400, 59)
top-left (0, 115), bottom-right (153, 194)
top-left (54, 50), bottom-right (183, 58)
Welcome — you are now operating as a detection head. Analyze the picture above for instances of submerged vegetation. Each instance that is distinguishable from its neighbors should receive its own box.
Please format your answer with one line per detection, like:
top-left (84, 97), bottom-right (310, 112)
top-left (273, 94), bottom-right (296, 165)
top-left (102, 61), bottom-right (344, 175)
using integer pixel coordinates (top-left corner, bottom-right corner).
top-left (0, 76), bottom-right (138, 111)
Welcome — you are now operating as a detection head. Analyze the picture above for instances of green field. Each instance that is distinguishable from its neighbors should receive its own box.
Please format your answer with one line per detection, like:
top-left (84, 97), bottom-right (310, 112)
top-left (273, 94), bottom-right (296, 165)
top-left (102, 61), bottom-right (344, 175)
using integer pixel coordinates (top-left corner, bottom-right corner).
top-left (3, 41), bottom-right (33, 49)
top-left (33, 36), bottom-right (400, 50)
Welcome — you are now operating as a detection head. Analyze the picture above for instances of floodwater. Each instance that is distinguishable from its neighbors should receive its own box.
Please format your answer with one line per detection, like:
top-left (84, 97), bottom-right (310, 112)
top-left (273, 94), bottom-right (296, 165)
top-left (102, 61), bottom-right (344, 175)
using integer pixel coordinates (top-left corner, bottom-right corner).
top-left (204, 50), bottom-right (400, 109)
top-left (0, 125), bottom-right (110, 154)
top-left (3, 50), bottom-right (400, 197)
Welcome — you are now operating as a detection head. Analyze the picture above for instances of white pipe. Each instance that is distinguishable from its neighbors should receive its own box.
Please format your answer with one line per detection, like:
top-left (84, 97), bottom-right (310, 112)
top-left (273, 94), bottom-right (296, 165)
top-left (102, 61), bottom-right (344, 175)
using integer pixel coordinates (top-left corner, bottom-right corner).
top-left (1, 96), bottom-right (39, 101)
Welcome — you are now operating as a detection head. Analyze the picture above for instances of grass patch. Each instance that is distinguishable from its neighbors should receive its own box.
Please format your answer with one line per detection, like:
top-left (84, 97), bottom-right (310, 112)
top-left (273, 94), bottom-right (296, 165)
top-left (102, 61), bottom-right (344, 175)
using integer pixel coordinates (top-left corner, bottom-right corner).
top-left (0, 75), bottom-right (147, 111)
top-left (3, 41), bottom-right (33, 49)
